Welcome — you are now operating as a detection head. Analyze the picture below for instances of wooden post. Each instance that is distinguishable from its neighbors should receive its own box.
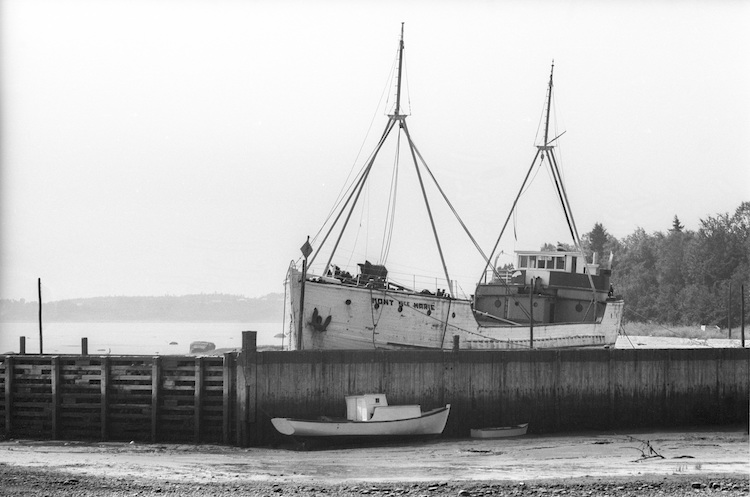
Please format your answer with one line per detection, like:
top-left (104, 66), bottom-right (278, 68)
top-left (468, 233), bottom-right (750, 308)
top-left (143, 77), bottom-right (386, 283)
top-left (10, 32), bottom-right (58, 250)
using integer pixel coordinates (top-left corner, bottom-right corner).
top-left (242, 331), bottom-right (257, 353)
top-left (194, 357), bottom-right (204, 444)
top-left (38, 278), bottom-right (43, 354)
top-left (151, 357), bottom-right (161, 443)
top-left (4, 356), bottom-right (13, 437)
top-left (235, 351), bottom-right (247, 446)
top-left (222, 353), bottom-right (234, 444)
top-left (728, 282), bottom-right (732, 339)
top-left (81, 338), bottom-right (88, 356)
top-left (51, 356), bottom-right (60, 439)
top-left (19, 337), bottom-right (25, 355)
top-left (237, 331), bottom-right (258, 447)
top-left (100, 357), bottom-right (109, 441)
top-left (529, 286), bottom-right (534, 348)
top-left (741, 284), bottom-right (745, 348)
top-left (452, 335), bottom-right (459, 352)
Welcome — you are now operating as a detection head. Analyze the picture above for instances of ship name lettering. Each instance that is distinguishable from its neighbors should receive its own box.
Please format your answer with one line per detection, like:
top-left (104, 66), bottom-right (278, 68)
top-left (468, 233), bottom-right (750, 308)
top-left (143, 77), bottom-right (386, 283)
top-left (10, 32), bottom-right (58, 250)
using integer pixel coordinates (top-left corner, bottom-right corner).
top-left (413, 303), bottom-right (435, 311)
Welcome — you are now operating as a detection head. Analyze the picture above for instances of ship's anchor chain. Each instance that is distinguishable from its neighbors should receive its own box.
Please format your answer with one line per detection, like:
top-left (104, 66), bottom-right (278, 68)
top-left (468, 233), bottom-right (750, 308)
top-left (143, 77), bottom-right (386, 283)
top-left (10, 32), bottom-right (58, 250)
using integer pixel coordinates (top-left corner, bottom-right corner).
top-left (310, 307), bottom-right (332, 332)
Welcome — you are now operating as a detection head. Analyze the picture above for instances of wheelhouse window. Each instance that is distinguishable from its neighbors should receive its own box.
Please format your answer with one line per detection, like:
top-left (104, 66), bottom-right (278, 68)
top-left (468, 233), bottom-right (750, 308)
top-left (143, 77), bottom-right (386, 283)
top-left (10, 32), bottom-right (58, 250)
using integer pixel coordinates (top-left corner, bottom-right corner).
top-left (519, 255), bottom-right (528, 268)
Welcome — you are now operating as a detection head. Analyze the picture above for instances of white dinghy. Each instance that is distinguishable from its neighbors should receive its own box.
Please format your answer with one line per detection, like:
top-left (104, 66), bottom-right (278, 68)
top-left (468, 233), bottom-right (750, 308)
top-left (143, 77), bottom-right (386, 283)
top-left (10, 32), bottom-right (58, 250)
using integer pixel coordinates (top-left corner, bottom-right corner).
top-left (271, 394), bottom-right (450, 438)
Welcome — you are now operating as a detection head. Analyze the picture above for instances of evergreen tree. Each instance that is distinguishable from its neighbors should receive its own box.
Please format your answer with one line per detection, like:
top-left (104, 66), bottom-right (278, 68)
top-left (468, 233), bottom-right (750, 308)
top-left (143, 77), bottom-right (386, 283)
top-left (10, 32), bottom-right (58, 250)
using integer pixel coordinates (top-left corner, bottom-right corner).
top-left (589, 222), bottom-right (608, 255)
top-left (670, 215), bottom-right (684, 232)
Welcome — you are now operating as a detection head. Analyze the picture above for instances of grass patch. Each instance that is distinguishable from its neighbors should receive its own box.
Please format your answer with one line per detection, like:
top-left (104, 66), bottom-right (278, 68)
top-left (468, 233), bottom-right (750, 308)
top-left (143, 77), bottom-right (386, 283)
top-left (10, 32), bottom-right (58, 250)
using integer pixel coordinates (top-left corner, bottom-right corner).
top-left (621, 322), bottom-right (733, 339)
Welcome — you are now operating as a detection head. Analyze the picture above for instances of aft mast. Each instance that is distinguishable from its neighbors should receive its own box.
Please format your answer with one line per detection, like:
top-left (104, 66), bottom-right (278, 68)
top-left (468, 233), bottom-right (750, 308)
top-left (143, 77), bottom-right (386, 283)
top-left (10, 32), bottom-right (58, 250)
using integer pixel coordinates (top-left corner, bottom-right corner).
top-left (482, 62), bottom-right (598, 303)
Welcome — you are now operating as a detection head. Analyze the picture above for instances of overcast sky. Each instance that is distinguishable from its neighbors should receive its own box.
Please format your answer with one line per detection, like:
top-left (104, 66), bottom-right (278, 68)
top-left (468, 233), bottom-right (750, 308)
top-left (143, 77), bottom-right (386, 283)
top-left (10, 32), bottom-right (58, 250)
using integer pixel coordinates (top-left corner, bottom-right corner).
top-left (1, 0), bottom-right (748, 302)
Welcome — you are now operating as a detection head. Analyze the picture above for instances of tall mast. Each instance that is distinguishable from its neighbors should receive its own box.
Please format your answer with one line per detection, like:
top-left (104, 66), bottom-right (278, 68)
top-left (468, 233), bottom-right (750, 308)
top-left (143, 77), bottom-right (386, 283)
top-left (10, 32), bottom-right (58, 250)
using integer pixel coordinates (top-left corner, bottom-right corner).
top-left (543, 61), bottom-right (554, 146)
top-left (395, 22), bottom-right (405, 116)
top-left (312, 24), bottom-right (454, 295)
top-left (482, 62), bottom-right (598, 303)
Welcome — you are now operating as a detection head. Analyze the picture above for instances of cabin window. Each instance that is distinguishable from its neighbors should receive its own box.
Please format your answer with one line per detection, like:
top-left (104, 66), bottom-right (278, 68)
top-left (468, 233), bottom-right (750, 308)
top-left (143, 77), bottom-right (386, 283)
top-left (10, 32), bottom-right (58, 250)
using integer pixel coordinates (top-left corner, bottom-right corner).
top-left (519, 256), bottom-right (528, 268)
top-left (537, 259), bottom-right (545, 269)
top-left (528, 256), bottom-right (536, 268)
top-left (555, 257), bottom-right (565, 270)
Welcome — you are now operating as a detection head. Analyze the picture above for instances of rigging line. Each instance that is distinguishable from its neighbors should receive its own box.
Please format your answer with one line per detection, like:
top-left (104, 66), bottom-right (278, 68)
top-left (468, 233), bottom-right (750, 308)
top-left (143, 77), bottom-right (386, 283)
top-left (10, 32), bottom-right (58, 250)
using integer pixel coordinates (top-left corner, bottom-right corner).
top-left (534, 89), bottom-right (550, 146)
top-left (325, 115), bottom-right (398, 270)
top-left (480, 148), bottom-right (542, 282)
top-left (548, 149), bottom-right (597, 297)
top-left (619, 323), bottom-right (636, 349)
top-left (383, 50), bottom-right (400, 116)
top-left (409, 138), bottom-right (491, 269)
top-left (312, 117), bottom-right (399, 269)
top-left (312, 54), bottom-right (400, 249)
top-left (546, 149), bottom-right (577, 244)
top-left (551, 91), bottom-right (565, 183)
top-left (519, 155), bottom-right (545, 198)
top-left (380, 128), bottom-right (402, 263)
top-left (345, 196), bottom-right (367, 271)
top-left (376, 288), bottom-right (532, 348)
top-left (401, 120), bottom-right (452, 294)
top-left (310, 140), bottom-right (382, 251)
top-left (308, 157), bottom-right (371, 268)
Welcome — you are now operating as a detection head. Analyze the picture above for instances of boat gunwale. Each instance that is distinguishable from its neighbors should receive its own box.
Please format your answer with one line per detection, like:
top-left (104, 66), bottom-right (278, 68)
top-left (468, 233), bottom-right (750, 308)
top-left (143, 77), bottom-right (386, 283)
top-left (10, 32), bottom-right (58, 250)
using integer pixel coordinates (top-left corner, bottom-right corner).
top-left (274, 405), bottom-right (450, 425)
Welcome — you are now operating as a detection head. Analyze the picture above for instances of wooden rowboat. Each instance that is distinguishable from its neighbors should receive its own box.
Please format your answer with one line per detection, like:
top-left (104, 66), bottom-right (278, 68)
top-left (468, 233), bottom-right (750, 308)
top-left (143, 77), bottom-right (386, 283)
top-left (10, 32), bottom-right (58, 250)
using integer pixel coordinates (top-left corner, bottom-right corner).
top-left (470, 423), bottom-right (528, 439)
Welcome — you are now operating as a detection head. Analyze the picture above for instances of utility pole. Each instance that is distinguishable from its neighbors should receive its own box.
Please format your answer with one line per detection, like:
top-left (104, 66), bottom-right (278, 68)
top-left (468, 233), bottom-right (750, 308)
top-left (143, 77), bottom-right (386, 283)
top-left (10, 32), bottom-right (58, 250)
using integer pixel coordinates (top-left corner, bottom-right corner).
top-left (38, 278), bottom-right (43, 354)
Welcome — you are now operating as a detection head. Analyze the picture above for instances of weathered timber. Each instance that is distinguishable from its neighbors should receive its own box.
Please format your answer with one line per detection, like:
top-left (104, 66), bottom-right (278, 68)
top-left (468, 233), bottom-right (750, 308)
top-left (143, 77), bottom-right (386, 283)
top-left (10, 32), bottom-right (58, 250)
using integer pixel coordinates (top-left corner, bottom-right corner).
top-left (0, 344), bottom-right (748, 445)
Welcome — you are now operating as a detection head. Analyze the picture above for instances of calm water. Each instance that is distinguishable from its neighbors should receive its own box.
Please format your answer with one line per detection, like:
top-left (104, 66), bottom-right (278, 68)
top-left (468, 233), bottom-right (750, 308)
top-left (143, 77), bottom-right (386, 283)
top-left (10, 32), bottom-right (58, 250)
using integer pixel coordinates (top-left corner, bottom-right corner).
top-left (0, 322), bottom-right (286, 355)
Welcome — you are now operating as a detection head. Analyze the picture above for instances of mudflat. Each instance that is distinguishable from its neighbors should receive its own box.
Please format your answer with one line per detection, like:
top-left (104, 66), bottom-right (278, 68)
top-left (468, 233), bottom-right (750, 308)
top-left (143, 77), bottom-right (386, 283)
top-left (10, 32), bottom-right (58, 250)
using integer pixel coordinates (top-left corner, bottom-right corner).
top-left (0, 428), bottom-right (747, 496)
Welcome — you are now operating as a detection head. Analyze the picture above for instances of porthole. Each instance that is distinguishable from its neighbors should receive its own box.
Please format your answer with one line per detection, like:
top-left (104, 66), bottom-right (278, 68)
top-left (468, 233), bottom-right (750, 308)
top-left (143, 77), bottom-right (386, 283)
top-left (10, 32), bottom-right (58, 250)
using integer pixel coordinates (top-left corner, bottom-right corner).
top-left (345, 299), bottom-right (351, 305)
top-left (575, 303), bottom-right (583, 312)
top-left (427, 310), bottom-right (432, 316)
top-left (533, 302), bottom-right (538, 308)
top-left (398, 305), bottom-right (403, 312)
top-left (494, 299), bottom-right (502, 308)
top-left (374, 303), bottom-right (380, 309)
top-left (452, 312), bottom-right (456, 318)
top-left (514, 301), bottom-right (519, 306)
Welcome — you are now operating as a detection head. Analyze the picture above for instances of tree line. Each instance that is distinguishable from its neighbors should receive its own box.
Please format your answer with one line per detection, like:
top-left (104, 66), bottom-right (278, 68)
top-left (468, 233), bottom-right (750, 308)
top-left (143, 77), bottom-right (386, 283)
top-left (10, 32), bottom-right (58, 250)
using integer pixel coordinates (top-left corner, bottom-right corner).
top-left (580, 202), bottom-right (749, 327)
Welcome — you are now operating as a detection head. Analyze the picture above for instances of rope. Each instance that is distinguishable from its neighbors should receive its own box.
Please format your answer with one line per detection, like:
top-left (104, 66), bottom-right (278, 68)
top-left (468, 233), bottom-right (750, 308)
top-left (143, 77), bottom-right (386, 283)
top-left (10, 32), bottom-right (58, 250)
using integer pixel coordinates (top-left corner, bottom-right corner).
top-left (380, 129), bottom-right (401, 263)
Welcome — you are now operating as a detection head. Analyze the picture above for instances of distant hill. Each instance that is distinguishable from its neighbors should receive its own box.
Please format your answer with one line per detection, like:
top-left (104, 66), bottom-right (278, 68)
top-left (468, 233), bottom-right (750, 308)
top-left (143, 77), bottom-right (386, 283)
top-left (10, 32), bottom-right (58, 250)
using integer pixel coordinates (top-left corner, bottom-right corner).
top-left (0, 293), bottom-right (285, 323)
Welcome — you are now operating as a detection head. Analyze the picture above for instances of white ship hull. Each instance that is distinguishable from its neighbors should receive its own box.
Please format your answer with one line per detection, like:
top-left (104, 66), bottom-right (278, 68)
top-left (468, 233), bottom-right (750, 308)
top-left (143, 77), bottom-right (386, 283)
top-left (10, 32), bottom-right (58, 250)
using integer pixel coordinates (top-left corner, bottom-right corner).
top-left (286, 268), bottom-right (623, 350)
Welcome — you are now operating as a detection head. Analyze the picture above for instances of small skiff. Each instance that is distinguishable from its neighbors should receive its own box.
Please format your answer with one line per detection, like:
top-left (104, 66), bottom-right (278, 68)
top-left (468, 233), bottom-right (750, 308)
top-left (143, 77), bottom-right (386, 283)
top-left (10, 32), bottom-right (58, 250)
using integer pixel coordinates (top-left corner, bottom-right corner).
top-left (271, 394), bottom-right (450, 437)
top-left (470, 423), bottom-right (529, 439)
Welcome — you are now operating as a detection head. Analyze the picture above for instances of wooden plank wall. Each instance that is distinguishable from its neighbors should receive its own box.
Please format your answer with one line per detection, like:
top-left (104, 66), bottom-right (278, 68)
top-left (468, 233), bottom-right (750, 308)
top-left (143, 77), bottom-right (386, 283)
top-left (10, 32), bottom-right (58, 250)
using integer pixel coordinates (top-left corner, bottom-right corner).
top-left (0, 354), bottom-right (236, 443)
top-left (243, 348), bottom-right (750, 446)
top-left (2, 346), bottom-right (748, 446)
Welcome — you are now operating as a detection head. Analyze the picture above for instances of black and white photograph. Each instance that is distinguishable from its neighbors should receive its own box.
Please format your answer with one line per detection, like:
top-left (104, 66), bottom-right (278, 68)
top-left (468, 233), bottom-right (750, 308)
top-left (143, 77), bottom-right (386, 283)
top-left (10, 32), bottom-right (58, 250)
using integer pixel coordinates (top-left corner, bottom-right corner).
top-left (1, 1), bottom-right (748, 495)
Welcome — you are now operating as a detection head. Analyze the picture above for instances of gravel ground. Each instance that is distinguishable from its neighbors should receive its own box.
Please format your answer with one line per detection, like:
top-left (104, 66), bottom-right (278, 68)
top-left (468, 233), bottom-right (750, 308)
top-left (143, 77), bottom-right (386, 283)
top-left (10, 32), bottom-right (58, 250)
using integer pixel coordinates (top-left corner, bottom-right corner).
top-left (1, 428), bottom-right (747, 496)
top-left (1, 467), bottom-right (747, 497)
